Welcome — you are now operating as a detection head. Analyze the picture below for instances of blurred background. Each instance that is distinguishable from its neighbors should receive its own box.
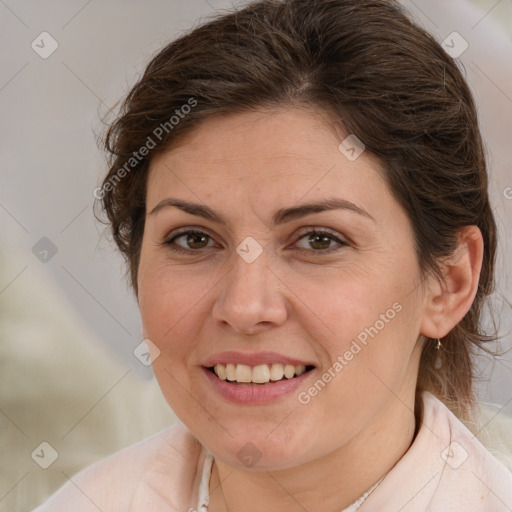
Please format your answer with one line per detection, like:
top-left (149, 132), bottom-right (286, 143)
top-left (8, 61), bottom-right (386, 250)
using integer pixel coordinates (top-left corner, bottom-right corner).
top-left (1, 0), bottom-right (511, 510)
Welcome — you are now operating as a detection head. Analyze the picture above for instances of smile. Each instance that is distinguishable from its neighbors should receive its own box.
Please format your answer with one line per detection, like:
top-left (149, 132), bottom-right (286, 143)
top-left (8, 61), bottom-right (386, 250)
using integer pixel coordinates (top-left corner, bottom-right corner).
top-left (201, 351), bottom-right (316, 403)
top-left (210, 363), bottom-right (313, 384)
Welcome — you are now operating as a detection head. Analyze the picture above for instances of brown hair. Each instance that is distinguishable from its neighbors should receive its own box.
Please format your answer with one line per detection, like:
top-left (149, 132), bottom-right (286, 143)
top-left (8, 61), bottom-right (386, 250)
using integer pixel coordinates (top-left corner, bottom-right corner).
top-left (98, 0), bottom-right (497, 419)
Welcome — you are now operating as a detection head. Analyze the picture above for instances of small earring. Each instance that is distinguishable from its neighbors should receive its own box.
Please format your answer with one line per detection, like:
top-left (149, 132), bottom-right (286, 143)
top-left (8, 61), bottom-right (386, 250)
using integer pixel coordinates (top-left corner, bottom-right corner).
top-left (436, 338), bottom-right (442, 350)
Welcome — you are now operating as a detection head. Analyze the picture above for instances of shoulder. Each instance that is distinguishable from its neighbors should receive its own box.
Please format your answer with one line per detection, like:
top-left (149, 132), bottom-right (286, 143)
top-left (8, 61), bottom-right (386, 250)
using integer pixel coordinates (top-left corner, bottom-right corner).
top-left (464, 397), bottom-right (512, 472)
top-left (424, 392), bottom-right (512, 478)
top-left (423, 393), bottom-right (512, 512)
top-left (417, 392), bottom-right (512, 510)
top-left (32, 421), bottom-right (204, 512)
top-left (364, 391), bottom-right (512, 511)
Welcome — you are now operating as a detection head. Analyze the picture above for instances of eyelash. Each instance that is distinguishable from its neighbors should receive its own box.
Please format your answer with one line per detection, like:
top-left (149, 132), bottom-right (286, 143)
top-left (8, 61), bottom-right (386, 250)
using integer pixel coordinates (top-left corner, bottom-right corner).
top-left (162, 228), bottom-right (349, 255)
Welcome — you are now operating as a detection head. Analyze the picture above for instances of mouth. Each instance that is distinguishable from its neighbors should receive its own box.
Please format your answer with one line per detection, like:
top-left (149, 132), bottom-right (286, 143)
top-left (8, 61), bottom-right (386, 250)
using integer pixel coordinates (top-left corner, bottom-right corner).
top-left (206, 363), bottom-right (316, 385)
top-left (201, 351), bottom-right (317, 403)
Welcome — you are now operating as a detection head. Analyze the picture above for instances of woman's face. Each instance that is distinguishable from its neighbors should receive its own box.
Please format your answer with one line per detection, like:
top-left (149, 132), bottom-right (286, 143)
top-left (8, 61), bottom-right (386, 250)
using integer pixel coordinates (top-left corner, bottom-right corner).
top-left (138, 107), bottom-right (430, 470)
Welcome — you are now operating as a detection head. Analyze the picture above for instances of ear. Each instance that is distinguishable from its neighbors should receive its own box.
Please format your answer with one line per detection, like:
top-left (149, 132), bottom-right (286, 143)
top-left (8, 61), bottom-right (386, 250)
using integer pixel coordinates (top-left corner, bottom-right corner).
top-left (420, 225), bottom-right (484, 339)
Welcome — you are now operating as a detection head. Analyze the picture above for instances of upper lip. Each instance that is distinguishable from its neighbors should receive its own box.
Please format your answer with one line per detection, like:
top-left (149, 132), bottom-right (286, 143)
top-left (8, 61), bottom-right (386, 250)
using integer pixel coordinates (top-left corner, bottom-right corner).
top-left (202, 351), bottom-right (315, 368)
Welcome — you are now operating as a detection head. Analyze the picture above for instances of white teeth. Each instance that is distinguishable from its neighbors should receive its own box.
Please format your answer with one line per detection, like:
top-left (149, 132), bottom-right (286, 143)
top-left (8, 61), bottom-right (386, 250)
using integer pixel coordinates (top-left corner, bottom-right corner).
top-left (252, 364), bottom-right (270, 383)
top-left (214, 364), bottom-right (226, 380)
top-left (234, 364), bottom-right (252, 383)
top-left (284, 364), bottom-right (295, 379)
top-left (269, 363), bottom-right (284, 381)
top-left (295, 365), bottom-right (306, 376)
top-left (212, 363), bottom-right (309, 384)
top-left (225, 363), bottom-right (236, 381)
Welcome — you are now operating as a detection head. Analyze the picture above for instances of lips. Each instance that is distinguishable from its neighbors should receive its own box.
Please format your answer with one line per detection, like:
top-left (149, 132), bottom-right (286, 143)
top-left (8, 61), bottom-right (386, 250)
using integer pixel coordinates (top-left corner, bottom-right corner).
top-left (201, 351), bottom-right (316, 403)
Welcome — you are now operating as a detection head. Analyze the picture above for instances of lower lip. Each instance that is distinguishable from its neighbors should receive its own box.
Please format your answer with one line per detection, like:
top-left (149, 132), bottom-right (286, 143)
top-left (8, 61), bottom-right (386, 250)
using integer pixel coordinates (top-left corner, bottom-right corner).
top-left (202, 367), bottom-right (314, 404)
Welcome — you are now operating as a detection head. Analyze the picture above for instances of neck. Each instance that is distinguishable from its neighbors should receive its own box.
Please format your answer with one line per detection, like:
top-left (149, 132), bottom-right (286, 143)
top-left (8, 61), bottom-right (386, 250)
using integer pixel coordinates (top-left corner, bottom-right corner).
top-left (208, 392), bottom-right (419, 512)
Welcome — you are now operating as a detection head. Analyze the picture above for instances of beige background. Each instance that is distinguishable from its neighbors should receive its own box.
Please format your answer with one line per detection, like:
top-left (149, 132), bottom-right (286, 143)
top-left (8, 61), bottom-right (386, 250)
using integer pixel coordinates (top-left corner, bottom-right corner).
top-left (1, 1), bottom-right (511, 511)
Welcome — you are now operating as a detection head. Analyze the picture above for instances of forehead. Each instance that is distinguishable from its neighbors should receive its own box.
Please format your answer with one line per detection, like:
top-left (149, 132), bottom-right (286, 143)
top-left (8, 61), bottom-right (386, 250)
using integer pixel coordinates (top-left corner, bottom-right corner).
top-left (147, 107), bottom-right (385, 193)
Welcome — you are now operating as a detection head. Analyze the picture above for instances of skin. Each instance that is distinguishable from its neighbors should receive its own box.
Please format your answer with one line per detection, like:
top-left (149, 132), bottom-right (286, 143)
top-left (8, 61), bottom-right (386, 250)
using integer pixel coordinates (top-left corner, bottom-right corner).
top-left (137, 107), bottom-right (483, 512)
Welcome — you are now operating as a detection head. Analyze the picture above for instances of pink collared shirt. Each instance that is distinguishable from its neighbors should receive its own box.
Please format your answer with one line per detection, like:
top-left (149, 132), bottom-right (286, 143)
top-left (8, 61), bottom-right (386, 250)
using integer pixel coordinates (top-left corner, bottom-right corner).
top-left (33, 392), bottom-right (512, 511)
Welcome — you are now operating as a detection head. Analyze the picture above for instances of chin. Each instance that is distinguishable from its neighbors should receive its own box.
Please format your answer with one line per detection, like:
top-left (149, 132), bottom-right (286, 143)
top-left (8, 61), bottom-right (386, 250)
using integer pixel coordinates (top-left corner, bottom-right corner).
top-left (199, 423), bottom-right (320, 471)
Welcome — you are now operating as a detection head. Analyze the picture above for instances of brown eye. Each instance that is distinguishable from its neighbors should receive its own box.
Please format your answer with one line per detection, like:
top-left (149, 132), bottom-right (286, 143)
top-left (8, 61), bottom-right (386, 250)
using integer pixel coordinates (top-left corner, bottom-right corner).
top-left (184, 232), bottom-right (210, 249)
top-left (294, 229), bottom-right (348, 253)
top-left (165, 230), bottom-right (214, 253)
top-left (307, 233), bottom-right (332, 250)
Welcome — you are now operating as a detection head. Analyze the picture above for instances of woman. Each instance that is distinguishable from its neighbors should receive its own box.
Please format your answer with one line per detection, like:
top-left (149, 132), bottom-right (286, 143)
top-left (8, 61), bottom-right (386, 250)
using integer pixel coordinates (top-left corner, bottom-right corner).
top-left (34, 0), bottom-right (512, 510)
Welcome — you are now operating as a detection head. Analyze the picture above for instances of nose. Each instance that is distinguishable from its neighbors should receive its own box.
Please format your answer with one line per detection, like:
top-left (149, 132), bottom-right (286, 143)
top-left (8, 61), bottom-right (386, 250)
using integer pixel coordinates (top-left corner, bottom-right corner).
top-left (211, 249), bottom-right (288, 335)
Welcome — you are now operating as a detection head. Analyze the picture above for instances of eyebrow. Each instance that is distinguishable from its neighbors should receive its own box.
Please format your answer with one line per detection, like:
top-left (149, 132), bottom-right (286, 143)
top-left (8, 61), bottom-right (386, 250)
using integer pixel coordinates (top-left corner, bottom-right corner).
top-left (148, 197), bottom-right (375, 227)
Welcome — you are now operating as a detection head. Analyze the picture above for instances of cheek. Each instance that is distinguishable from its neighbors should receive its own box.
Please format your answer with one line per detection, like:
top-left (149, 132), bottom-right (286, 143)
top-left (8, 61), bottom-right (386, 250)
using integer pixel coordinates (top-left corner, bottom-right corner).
top-left (303, 259), bottom-right (423, 385)
top-left (293, 260), bottom-right (412, 344)
top-left (138, 261), bottom-right (195, 356)
top-left (137, 257), bottom-right (225, 378)
top-left (137, 263), bottom-right (204, 415)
